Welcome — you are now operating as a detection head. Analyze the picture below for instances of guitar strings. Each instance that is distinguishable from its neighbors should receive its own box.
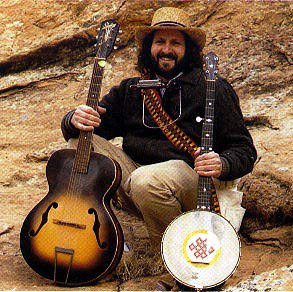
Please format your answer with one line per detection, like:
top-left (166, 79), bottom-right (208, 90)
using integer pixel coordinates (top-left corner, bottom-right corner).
top-left (65, 29), bottom-right (105, 234)
top-left (68, 58), bottom-right (103, 200)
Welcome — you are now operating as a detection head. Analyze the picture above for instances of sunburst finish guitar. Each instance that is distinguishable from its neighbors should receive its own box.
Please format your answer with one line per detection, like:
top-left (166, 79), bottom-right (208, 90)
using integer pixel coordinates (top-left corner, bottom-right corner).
top-left (161, 52), bottom-right (241, 290)
top-left (20, 20), bottom-right (123, 286)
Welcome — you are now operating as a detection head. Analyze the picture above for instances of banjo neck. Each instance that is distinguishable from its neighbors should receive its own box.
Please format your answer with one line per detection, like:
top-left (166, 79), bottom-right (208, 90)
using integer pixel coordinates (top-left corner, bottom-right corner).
top-left (197, 52), bottom-right (218, 210)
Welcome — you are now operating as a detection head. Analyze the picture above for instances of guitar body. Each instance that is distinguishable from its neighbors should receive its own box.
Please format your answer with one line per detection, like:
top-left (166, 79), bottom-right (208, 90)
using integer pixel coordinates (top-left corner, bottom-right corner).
top-left (162, 210), bottom-right (240, 289)
top-left (20, 149), bottom-right (123, 286)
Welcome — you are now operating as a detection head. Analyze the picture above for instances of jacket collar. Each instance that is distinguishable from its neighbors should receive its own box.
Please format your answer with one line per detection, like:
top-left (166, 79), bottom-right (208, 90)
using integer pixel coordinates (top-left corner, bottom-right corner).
top-left (177, 67), bottom-right (204, 86)
top-left (150, 67), bottom-right (203, 87)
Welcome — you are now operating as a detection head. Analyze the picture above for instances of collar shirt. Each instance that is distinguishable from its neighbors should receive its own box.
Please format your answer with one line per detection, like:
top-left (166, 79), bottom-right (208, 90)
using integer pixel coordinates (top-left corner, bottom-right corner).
top-left (156, 72), bottom-right (183, 97)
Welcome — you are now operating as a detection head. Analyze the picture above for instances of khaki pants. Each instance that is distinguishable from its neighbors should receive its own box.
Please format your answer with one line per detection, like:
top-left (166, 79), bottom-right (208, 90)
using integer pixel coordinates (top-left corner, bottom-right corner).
top-left (68, 135), bottom-right (200, 248)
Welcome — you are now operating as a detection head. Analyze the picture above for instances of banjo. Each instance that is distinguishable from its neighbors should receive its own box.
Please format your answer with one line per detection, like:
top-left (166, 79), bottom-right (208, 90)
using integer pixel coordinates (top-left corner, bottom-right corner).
top-left (161, 52), bottom-right (241, 290)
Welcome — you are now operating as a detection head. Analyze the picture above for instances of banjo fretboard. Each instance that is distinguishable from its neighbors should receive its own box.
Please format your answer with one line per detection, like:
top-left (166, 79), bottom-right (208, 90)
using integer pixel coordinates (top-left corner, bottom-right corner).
top-left (197, 52), bottom-right (218, 210)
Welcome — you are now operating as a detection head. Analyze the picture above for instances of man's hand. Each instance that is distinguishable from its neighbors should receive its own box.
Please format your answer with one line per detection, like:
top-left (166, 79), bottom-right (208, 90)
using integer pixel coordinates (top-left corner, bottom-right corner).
top-left (71, 105), bottom-right (106, 131)
top-left (194, 149), bottom-right (222, 178)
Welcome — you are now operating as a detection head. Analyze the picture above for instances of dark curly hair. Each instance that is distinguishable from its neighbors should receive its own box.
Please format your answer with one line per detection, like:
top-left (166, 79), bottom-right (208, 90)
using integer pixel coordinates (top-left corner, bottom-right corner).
top-left (136, 29), bottom-right (203, 76)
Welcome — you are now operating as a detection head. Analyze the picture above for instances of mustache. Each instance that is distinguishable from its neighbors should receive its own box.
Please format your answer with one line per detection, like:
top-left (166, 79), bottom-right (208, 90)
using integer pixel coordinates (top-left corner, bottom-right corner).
top-left (157, 53), bottom-right (177, 60)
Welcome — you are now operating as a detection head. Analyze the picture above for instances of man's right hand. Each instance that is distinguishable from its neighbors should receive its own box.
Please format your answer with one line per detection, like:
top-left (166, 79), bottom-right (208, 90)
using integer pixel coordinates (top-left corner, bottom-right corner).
top-left (71, 105), bottom-right (106, 131)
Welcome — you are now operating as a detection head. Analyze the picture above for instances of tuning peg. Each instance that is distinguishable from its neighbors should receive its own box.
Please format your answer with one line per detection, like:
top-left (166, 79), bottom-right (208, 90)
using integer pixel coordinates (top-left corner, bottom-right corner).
top-left (119, 29), bottom-right (123, 34)
top-left (114, 46), bottom-right (118, 50)
top-left (196, 116), bottom-right (203, 123)
top-left (116, 38), bottom-right (121, 42)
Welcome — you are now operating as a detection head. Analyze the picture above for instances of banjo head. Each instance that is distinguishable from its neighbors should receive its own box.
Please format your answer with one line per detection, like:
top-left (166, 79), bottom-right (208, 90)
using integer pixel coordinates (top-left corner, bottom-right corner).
top-left (161, 210), bottom-right (240, 289)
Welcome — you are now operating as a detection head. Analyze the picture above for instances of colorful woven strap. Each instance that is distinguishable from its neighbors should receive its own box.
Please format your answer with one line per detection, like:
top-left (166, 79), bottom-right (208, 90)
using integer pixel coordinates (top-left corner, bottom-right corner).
top-left (142, 88), bottom-right (221, 214)
top-left (142, 88), bottom-right (199, 159)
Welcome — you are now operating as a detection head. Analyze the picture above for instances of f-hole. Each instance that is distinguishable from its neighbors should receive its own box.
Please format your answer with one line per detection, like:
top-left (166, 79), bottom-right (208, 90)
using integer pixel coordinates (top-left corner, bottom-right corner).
top-left (29, 202), bottom-right (58, 237)
top-left (88, 208), bottom-right (107, 249)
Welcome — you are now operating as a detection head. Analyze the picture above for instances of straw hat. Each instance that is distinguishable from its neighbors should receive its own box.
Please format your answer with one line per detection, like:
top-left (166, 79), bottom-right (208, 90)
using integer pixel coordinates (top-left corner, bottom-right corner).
top-left (135, 7), bottom-right (206, 50)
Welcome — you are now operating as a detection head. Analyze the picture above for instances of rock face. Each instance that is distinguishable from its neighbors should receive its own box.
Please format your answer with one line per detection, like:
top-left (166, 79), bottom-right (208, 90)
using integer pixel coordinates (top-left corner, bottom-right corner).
top-left (0, 0), bottom-right (292, 290)
top-left (226, 263), bottom-right (293, 291)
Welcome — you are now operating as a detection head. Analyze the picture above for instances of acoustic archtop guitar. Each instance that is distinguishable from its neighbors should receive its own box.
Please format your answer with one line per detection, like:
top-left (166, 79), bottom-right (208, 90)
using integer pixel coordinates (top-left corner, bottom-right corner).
top-left (20, 19), bottom-right (123, 286)
top-left (161, 52), bottom-right (241, 290)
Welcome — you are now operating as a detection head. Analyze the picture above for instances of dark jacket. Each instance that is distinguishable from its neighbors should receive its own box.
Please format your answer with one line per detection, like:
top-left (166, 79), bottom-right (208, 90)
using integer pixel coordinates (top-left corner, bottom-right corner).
top-left (61, 68), bottom-right (257, 181)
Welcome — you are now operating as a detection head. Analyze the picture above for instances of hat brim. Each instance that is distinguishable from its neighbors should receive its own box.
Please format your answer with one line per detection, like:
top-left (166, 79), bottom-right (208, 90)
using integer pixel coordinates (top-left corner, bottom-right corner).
top-left (135, 25), bottom-right (206, 50)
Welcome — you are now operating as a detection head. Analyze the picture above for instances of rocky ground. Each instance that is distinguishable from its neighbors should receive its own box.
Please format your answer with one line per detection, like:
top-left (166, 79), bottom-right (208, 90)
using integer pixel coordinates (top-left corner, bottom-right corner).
top-left (0, 1), bottom-right (292, 291)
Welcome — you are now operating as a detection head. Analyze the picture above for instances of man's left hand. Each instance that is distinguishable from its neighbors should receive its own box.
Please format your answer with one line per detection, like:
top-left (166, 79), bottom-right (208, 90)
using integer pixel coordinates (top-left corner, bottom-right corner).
top-left (194, 149), bottom-right (222, 178)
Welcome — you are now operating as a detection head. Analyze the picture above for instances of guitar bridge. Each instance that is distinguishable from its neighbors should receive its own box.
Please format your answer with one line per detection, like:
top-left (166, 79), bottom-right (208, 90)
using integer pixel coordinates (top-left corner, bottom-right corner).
top-left (53, 219), bottom-right (86, 229)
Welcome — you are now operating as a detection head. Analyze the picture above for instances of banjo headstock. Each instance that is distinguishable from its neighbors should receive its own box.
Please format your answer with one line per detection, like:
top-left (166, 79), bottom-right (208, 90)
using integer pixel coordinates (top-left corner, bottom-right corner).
top-left (204, 52), bottom-right (219, 81)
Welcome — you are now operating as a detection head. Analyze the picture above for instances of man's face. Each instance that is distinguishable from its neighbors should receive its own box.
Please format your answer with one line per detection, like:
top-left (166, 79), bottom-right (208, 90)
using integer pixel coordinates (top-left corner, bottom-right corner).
top-left (151, 29), bottom-right (186, 79)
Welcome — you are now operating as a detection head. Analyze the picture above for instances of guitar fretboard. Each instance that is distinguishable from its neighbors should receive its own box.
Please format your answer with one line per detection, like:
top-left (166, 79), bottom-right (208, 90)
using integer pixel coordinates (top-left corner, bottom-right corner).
top-left (72, 60), bottom-right (104, 174)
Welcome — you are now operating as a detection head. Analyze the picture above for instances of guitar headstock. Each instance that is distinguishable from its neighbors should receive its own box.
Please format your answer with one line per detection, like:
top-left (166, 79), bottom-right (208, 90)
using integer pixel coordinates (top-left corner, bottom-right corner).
top-left (204, 52), bottom-right (219, 81)
top-left (95, 19), bottom-right (119, 59)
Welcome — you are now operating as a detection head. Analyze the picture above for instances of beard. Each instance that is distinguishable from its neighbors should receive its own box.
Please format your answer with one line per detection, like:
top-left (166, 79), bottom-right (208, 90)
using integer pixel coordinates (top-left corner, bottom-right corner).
top-left (150, 53), bottom-right (186, 79)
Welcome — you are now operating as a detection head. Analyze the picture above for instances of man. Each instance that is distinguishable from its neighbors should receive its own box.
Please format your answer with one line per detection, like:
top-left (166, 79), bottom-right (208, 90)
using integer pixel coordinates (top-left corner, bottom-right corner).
top-left (61, 7), bottom-right (257, 291)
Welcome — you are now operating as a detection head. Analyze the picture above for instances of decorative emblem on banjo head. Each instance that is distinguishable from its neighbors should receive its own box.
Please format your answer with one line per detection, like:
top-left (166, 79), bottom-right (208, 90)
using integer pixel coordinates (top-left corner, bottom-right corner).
top-left (183, 229), bottom-right (221, 265)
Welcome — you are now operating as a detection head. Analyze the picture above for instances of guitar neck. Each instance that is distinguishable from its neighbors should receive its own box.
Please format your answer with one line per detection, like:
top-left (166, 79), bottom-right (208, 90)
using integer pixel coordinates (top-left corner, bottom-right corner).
top-left (73, 59), bottom-right (105, 174)
top-left (86, 59), bottom-right (104, 109)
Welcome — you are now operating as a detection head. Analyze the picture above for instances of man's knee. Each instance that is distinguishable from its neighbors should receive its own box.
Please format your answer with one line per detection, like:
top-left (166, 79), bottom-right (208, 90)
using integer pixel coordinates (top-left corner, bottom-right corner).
top-left (134, 159), bottom-right (190, 178)
top-left (128, 160), bottom-right (198, 211)
top-left (128, 160), bottom-right (193, 200)
top-left (128, 166), bottom-right (158, 197)
top-left (130, 160), bottom-right (194, 188)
